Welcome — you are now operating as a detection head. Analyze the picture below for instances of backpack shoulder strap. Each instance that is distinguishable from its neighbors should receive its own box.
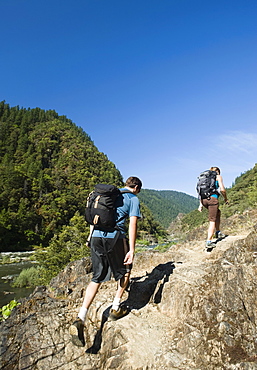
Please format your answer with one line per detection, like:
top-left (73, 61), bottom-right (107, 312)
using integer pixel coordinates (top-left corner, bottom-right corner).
top-left (120, 189), bottom-right (133, 195)
top-left (114, 189), bottom-right (133, 227)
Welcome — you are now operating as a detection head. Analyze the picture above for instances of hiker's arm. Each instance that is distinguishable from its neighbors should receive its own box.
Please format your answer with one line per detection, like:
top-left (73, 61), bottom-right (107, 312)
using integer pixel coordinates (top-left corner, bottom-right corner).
top-left (217, 174), bottom-right (228, 204)
top-left (198, 202), bottom-right (203, 212)
top-left (124, 216), bottom-right (138, 265)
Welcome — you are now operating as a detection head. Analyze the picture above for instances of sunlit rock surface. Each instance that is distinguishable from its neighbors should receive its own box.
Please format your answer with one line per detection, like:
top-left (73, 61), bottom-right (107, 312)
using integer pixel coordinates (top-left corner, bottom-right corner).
top-left (1, 229), bottom-right (257, 369)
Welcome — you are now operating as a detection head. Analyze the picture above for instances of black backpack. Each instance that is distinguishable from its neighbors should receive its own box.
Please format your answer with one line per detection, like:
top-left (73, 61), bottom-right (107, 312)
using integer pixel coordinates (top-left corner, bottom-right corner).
top-left (196, 170), bottom-right (218, 199)
top-left (85, 184), bottom-right (130, 231)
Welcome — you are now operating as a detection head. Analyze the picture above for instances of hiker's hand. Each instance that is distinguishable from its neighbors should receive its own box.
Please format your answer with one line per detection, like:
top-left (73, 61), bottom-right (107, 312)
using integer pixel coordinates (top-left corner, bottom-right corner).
top-left (86, 240), bottom-right (90, 248)
top-left (198, 204), bottom-right (203, 212)
top-left (225, 200), bottom-right (229, 205)
top-left (124, 251), bottom-right (134, 265)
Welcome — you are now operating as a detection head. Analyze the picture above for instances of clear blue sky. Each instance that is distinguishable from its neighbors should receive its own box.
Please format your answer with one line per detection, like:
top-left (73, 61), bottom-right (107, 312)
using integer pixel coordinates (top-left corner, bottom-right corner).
top-left (1, 0), bottom-right (257, 196)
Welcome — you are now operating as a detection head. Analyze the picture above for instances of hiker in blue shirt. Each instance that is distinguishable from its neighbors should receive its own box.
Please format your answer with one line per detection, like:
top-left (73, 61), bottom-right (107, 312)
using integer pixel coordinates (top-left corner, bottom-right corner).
top-left (198, 167), bottom-right (229, 249)
top-left (70, 176), bottom-right (142, 347)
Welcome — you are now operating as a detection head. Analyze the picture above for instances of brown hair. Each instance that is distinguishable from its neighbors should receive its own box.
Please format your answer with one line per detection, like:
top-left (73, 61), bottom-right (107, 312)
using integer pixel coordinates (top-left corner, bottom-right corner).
top-left (125, 176), bottom-right (142, 190)
top-left (210, 167), bottom-right (220, 175)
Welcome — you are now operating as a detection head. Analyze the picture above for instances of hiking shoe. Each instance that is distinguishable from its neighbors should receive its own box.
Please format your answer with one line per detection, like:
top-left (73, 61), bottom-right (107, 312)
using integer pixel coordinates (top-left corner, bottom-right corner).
top-left (109, 306), bottom-right (129, 320)
top-left (205, 241), bottom-right (216, 249)
top-left (215, 231), bottom-right (226, 239)
top-left (69, 318), bottom-right (85, 347)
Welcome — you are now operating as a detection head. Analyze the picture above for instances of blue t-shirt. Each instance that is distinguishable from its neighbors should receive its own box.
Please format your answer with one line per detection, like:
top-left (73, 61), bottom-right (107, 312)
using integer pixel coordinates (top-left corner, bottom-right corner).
top-left (92, 188), bottom-right (141, 239)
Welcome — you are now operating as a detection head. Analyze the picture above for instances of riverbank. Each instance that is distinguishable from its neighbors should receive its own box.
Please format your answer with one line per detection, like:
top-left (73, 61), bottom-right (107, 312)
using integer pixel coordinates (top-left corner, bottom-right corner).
top-left (0, 252), bottom-right (36, 307)
top-left (0, 251), bottom-right (35, 264)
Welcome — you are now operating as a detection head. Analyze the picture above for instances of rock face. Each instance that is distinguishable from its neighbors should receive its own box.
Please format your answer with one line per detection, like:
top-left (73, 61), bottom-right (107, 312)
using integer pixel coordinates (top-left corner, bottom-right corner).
top-left (1, 229), bottom-right (257, 369)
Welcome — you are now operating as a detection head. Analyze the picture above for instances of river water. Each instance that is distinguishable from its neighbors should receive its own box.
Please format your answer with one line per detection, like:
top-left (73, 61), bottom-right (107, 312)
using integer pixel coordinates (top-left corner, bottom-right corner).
top-left (0, 252), bottom-right (36, 307)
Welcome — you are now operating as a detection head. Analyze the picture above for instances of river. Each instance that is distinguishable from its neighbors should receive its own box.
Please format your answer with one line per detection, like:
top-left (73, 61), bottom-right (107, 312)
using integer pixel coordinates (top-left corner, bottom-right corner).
top-left (0, 252), bottom-right (36, 307)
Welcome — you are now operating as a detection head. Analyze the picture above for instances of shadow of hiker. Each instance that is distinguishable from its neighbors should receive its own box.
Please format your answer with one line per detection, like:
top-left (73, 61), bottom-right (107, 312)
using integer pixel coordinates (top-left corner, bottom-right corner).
top-left (86, 307), bottom-right (109, 354)
top-left (86, 261), bottom-right (175, 354)
top-left (125, 261), bottom-right (175, 310)
top-left (216, 234), bottom-right (228, 243)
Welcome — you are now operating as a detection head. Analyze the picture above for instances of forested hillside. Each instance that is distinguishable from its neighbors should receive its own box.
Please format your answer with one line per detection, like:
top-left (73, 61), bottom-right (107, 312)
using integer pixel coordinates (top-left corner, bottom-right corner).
top-left (222, 165), bottom-right (257, 216)
top-left (138, 189), bottom-right (198, 229)
top-left (0, 101), bottom-right (166, 254)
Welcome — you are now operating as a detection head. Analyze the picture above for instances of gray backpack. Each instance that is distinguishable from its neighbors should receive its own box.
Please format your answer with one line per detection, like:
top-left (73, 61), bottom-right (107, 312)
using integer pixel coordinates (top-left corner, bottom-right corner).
top-left (196, 170), bottom-right (218, 199)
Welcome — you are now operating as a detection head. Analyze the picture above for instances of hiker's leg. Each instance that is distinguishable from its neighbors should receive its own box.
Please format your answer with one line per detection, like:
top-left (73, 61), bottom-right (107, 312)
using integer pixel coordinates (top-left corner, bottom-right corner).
top-left (207, 221), bottom-right (216, 240)
top-left (83, 281), bottom-right (101, 309)
top-left (70, 281), bottom-right (100, 347)
top-left (78, 281), bottom-right (101, 322)
top-left (206, 198), bottom-right (219, 240)
top-left (80, 236), bottom-right (111, 314)
top-left (112, 272), bottom-right (130, 310)
top-left (77, 236), bottom-right (108, 322)
top-left (110, 238), bottom-right (132, 310)
top-left (116, 272), bottom-right (130, 299)
top-left (110, 238), bottom-right (132, 318)
top-left (215, 209), bottom-right (221, 232)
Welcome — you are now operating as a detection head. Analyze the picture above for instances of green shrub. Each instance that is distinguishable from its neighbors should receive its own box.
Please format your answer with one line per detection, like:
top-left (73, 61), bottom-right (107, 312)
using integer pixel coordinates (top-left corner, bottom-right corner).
top-left (12, 266), bottom-right (40, 288)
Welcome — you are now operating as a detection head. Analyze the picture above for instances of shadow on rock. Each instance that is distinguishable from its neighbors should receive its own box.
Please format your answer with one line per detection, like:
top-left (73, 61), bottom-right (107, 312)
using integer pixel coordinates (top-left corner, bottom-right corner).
top-left (85, 262), bottom-right (175, 354)
top-left (85, 307), bottom-right (109, 354)
top-left (206, 235), bottom-right (229, 252)
top-left (125, 261), bottom-right (175, 310)
top-left (216, 234), bottom-right (228, 243)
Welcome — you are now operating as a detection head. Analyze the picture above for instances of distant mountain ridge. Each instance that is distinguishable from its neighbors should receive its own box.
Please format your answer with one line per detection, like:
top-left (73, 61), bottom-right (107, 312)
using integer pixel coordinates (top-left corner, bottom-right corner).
top-left (138, 189), bottom-right (198, 229)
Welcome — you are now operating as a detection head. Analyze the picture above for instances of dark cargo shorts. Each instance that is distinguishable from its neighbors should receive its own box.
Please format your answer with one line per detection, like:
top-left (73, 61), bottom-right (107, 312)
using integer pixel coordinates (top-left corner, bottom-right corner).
top-left (90, 237), bottom-right (132, 283)
top-left (201, 196), bottom-right (220, 223)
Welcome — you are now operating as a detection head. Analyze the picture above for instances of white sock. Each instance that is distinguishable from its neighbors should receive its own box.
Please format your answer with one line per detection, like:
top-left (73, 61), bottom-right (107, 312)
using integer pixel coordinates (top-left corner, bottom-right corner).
top-left (78, 306), bottom-right (88, 323)
top-left (112, 297), bottom-right (121, 311)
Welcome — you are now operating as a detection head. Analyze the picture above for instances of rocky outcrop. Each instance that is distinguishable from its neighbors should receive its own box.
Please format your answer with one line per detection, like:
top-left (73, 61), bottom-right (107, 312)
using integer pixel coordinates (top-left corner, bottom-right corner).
top-left (1, 228), bottom-right (257, 369)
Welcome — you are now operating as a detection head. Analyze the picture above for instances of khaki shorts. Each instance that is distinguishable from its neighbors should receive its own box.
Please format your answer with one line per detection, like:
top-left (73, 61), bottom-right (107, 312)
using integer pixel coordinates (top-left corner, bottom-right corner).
top-left (201, 197), bottom-right (220, 223)
top-left (90, 237), bottom-right (132, 283)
